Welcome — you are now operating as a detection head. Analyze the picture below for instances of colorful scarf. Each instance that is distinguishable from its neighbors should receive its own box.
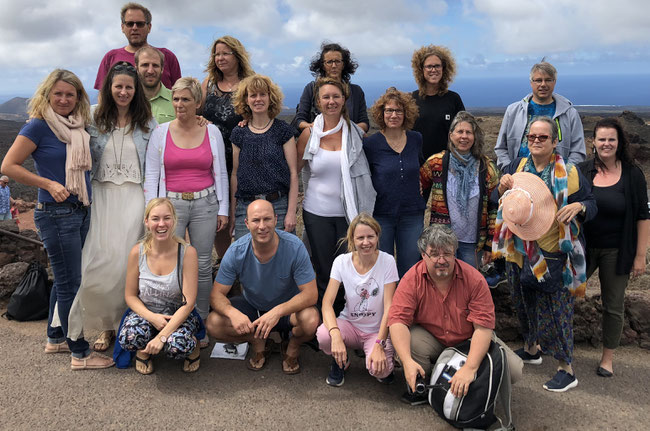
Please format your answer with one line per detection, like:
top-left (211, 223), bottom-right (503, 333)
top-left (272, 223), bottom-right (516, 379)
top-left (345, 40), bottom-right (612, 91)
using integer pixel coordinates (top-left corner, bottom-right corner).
top-left (492, 154), bottom-right (587, 296)
top-left (448, 147), bottom-right (478, 214)
top-left (43, 105), bottom-right (91, 206)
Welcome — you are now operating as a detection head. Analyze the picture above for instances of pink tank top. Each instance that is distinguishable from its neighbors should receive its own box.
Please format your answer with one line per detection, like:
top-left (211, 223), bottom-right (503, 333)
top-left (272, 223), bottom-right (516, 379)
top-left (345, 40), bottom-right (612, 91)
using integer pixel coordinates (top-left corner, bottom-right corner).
top-left (164, 129), bottom-right (214, 192)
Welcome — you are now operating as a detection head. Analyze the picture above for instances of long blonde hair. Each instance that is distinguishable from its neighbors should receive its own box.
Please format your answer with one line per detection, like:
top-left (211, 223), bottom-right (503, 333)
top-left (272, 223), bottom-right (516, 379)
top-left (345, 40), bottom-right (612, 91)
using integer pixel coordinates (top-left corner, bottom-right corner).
top-left (28, 69), bottom-right (90, 123)
top-left (141, 198), bottom-right (185, 254)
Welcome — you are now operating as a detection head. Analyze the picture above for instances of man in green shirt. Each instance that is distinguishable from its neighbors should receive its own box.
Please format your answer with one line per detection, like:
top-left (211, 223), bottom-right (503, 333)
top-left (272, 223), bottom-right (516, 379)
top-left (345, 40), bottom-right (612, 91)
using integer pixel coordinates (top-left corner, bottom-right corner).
top-left (135, 46), bottom-right (175, 124)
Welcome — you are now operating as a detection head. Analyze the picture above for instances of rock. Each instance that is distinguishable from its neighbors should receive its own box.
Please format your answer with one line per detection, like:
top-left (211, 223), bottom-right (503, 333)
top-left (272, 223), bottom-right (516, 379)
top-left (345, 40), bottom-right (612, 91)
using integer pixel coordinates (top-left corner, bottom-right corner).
top-left (0, 261), bottom-right (29, 298)
top-left (626, 292), bottom-right (650, 335)
top-left (0, 218), bottom-right (19, 233)
top-left (0, 252), bottom-right (12, 267)
top-left (619, 110), bottom-right (645, 126)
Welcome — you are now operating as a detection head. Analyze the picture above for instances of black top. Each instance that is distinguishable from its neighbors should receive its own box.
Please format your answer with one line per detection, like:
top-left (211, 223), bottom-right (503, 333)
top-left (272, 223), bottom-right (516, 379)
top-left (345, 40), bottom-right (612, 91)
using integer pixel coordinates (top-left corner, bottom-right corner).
top-left (578, 158), bottom-right (650, 275)
top-left (584, 178), bottom-right (625, 248)
top-left (411, 90), bottom-right (465, 161)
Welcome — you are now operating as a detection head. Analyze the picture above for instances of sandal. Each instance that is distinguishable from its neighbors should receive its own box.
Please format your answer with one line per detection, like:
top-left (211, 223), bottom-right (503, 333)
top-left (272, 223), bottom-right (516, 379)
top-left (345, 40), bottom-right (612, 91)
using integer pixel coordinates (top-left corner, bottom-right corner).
top-left (246, 339), bottom-right (274, 371)
top-left (199, 335), bottom-right (210, 350)
top-left (183, 346), bottom-right (201, 373)
top-left (135, 353), bottom-right (154, 375)
top-left (281, 340), bottom-right (301, 375)
top-left (44, 341), bottom-right (70, 354)
top-left (70, 352), bottom-right (115, 371)
top-left (93, 330), bottom-right (116, 352)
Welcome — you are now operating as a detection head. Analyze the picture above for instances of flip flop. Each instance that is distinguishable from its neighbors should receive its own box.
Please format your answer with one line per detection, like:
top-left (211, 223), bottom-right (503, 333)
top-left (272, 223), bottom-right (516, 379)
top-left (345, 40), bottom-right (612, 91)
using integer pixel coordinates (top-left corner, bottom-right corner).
top-left (281, 340), bottom-right (301, 375)
top-left (246, 341), bottom-right (272, 371)
top-left (183, 347), bottom-right (201, 373)
top-left (135, 354), bottom-right (154, 375)
top-left (93, 330), bottom-right (116, 352)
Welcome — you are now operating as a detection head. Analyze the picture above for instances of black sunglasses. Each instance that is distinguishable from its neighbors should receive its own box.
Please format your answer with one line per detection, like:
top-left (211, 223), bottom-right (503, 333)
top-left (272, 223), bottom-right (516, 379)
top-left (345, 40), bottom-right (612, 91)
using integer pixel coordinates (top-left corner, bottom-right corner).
top-left (123, 20), bottom-right (148, 28)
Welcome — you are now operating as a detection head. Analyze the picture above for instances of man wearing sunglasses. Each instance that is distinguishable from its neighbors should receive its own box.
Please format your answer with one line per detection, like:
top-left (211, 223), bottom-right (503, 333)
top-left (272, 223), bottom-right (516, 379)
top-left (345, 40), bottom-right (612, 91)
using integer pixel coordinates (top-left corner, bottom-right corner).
top-left (94, 2), bottom-right (181, 91)
top-left (494, 61), bottom-right (585, 171)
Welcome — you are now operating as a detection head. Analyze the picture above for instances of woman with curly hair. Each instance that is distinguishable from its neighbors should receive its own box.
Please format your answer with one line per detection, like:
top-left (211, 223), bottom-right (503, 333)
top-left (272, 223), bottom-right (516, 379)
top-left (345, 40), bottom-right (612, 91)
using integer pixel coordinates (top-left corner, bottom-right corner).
top-left (294, 42), bottom-right (369, 133)
top-left (411, 45), bottom-right (465, 161)
top-left (69, 61), bottom-right (156, 352)
top-left (229, 74), bottom-right (298, 239)
top-left (363, 88), bottom-right (424, 277)
top-left (420, 111), bottom-right (498, 268)
top-left (201, 35), bottom-right (255, 256)
top-left (2, 69), bottom-right (113, 369)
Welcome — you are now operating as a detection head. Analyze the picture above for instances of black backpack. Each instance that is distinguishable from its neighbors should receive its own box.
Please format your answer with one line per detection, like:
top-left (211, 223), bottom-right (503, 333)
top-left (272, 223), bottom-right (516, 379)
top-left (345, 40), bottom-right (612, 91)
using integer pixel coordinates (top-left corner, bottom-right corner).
top-left (3, 261), bottom-right (51, 321)
top-left (427, 339), bottom-right (514, 430)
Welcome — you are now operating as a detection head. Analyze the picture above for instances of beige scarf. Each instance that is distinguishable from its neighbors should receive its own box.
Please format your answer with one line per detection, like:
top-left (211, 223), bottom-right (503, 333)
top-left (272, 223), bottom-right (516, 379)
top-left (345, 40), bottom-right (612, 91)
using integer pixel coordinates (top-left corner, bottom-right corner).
top-left (43, 106), bottom-right (91, 206)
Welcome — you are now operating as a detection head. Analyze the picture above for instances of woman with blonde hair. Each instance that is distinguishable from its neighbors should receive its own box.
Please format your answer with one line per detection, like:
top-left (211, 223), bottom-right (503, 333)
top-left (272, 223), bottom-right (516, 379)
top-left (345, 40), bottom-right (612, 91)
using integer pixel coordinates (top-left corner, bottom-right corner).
top-left (229, 74), bottom-right (298, 239)
top-left (118, 198), bottom-right (201, 374)
top-left (201, 35), bottom-right (255, 255)
top-left (316, 213), bottom-right (398, 386)
top-left (411, 45), bottom-right (465, 160)
top-left (297, 77), bottom-right (376, 311)
top-left (145, 77), bottom-right (229, 347)
top-left (364, 87), bottom-right (424, 277)
top-left (1, 69), bottom-right (113, 369)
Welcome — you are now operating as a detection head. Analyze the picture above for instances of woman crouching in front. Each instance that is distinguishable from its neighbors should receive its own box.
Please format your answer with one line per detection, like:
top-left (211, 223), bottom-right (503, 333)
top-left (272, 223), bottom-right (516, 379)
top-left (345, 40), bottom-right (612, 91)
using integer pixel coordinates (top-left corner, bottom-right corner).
top-left (119, 198), bottom-right (201, 374)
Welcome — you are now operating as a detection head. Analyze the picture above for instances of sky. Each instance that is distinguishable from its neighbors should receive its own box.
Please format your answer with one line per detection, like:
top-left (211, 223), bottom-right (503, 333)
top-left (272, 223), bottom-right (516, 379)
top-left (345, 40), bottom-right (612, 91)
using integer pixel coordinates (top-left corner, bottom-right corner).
top-left (1, 0), bottom-right (650, 107)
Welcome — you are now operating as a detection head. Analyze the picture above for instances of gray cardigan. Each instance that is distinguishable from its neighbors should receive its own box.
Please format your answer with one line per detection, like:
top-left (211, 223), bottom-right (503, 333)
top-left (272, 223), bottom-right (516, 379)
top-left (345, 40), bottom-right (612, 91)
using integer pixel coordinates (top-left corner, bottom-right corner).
top-left (302, 122), bottom-right (376, 222)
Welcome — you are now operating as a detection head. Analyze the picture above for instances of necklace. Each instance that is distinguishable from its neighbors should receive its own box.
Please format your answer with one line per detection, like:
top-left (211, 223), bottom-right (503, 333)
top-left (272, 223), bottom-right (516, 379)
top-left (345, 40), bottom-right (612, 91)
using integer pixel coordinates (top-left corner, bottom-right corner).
top-left (250, 118), bottom-right (273, 131)
top-left (111, 126), bottom-right (126, 173)
top-left (220, 79), bottom-right (239, 92)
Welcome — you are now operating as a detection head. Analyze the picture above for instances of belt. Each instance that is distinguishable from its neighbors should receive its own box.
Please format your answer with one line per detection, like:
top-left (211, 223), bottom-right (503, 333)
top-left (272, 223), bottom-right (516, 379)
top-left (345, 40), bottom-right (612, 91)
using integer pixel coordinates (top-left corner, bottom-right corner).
top-left (167, 186), bottom-right (215, 201)
top-left (240, 190), bottom-right (284, 202)
top-left (36, 201), bottom-right (87, 210)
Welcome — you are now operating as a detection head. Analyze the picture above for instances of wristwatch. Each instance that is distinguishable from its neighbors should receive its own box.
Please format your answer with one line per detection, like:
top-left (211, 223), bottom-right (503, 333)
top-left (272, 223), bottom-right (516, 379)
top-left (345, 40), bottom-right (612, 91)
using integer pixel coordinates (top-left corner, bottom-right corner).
top-left (375, 338), bottom-right (386, 348)
top-left (579, 203), bottom-right (586, 216)
top-left (159, 335), bottom-right (167, 343)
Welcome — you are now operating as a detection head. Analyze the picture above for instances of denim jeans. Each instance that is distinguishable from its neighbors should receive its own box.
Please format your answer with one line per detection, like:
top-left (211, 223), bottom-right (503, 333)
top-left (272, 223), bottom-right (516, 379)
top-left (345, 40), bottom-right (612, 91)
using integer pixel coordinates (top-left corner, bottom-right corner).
top-left (170, 192), bottom-right (219, 319)
top-left (34, 202), bottom-right (91, 358)
top-left (234, 194), bottom-right (289, 240)
top-left (456, 241), bottom-right (479, 268)
top-left (0, 211), bottom-right (11, 220)
top-left (374, 211), bottom-right (424, 278)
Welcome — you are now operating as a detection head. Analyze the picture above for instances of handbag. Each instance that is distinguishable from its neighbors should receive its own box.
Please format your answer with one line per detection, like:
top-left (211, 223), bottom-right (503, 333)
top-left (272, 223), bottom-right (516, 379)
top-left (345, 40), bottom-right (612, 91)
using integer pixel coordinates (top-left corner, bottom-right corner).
top-left (3, 261), bottom-right (51, 321)
top-left (520, 250), bottom-right (567, 294)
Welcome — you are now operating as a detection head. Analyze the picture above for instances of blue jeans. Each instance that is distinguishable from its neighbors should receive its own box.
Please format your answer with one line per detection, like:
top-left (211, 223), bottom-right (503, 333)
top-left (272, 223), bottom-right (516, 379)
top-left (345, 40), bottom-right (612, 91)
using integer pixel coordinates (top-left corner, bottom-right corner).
top-left (170, 192), bottom-right (219, 319)
top-left (456, 241), bottom-right (479, 268)
top-left (34, 202), bottom-right (91, 358)
top-left (0, 211), bottom-right (11, 220)
top-left (374, 211), bottom-right (424, 278)
top-left (234, 194), bottom-right (289, 240)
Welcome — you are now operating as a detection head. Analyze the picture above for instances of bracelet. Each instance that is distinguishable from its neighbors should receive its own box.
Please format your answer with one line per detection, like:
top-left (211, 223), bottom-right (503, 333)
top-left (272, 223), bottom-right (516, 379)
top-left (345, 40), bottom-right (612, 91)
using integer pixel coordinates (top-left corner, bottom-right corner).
top-left (329, 327), bottom-right (340, 334)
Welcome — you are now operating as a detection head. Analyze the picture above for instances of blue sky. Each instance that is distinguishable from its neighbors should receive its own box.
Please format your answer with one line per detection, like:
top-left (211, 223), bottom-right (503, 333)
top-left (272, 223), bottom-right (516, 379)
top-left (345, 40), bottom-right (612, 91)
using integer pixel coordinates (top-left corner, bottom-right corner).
top-left (1, 0), bottom-right (649, 106)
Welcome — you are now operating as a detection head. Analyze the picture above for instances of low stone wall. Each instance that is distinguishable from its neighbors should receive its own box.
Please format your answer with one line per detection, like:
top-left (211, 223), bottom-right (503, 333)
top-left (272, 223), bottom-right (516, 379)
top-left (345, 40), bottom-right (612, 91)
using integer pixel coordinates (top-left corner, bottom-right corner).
top-left (0, 219), bottom-right (47, 299)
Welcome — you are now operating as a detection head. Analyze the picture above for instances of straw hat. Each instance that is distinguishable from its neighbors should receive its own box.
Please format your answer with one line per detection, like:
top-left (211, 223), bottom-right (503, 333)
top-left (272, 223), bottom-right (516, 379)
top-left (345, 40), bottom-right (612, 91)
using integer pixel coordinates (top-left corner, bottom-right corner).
top-left (500, 172), bottom-right (556, 241)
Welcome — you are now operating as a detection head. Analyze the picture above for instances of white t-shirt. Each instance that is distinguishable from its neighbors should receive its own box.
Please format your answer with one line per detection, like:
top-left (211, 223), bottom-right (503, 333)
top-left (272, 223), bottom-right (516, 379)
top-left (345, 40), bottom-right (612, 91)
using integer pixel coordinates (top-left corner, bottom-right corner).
top-left (332, 251), bottom-right (399, 333)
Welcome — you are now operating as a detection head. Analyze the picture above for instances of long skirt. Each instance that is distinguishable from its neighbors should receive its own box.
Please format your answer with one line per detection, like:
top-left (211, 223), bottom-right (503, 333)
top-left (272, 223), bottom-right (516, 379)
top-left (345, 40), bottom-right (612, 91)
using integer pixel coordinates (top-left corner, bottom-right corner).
top-left (66, 181), bottom-right (144, 340)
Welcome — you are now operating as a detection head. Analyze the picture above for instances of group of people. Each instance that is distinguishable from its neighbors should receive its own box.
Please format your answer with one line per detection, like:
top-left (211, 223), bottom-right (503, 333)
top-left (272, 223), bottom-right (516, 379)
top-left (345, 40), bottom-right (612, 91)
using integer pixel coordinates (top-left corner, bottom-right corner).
top-left (1, 1), bottom-right (648, 406)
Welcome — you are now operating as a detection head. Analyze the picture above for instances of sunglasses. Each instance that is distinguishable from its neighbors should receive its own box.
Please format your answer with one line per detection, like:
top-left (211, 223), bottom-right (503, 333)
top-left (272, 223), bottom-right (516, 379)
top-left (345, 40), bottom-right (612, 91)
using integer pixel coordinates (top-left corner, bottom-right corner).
top-left (526, 134), bottom-right (551, 143)
top-left (113, 61), bottom-right (137, 73)
top-left (123, 20), bottom-right (148, 28)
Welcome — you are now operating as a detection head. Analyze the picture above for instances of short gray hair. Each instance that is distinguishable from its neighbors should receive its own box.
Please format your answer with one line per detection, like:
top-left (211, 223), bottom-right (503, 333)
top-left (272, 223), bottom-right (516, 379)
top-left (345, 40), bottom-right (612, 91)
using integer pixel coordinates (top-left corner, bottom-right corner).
top-left (530, 116), bottom-right (558, 142)
top-left (0, 175), bottom-right (8, 182)
top-left (171, 77), bottom-right (202, 104)
top-left (530, 61), bottom-right (557, 81)
top-left (417, 225), bottom-right (458, 255)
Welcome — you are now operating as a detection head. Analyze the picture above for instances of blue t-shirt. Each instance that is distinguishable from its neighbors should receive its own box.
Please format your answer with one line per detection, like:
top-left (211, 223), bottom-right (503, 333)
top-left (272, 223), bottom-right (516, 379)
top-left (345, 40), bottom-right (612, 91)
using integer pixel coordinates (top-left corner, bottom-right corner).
top-left (215, 229), bottom-right (315, 311)
top-left (230, 119), bottom-right (294, 198)
top-left (518, 99), bottom-right (557, 158)
top-left (363, 130), bottom-right (426, 217)
top-left (18, 118), bottom-right (91, 204)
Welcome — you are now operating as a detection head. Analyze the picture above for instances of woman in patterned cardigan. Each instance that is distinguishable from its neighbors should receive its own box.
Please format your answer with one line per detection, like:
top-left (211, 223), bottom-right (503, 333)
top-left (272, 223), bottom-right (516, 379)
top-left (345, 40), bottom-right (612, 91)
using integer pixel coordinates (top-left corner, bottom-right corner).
top-left (420, 111), bottom-right (498, 268)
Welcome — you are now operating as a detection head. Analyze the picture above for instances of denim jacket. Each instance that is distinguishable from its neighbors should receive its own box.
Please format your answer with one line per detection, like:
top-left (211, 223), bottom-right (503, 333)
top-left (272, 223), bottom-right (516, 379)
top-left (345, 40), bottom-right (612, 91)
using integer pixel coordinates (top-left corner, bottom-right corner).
top-left (87, 118), bottom-right (157, 183)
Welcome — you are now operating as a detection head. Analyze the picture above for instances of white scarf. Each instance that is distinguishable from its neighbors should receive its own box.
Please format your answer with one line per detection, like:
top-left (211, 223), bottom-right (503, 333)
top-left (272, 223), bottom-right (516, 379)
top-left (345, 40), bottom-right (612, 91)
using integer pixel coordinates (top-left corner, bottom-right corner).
top-left (307, 114), bottom-right (357, 221)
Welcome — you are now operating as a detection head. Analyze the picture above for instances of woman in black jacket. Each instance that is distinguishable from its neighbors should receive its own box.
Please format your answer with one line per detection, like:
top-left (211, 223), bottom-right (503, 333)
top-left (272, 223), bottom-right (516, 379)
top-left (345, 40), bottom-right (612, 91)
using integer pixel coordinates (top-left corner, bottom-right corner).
top-left (578, 118), bottom-right (649, 378)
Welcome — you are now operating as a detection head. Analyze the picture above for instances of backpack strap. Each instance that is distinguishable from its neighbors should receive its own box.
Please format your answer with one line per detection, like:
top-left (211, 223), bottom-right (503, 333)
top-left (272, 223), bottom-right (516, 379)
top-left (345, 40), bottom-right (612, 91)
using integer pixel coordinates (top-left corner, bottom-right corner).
top-left (493, 345), bottom-right (514, 431)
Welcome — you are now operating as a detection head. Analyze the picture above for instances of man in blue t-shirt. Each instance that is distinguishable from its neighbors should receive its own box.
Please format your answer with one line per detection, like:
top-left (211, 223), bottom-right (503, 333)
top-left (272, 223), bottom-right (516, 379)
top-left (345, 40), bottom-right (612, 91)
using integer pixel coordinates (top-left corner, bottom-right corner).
top-left (207, 199), bottom-right (319, 374)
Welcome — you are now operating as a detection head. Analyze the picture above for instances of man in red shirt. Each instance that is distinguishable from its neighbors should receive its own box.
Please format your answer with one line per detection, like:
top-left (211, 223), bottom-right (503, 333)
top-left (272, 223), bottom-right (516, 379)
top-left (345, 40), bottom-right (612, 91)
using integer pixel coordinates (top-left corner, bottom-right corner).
top-left (388, 225), bottom-right (522, 405)
top-left (94, 3), bottom-right (181, 90)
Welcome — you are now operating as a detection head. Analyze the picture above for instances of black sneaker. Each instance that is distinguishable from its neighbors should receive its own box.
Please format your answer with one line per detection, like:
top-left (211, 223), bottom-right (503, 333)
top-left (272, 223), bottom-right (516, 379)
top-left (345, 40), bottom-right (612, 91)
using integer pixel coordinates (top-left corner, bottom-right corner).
top-left (515, 347), bottom-right (542, 365)
top-left (326, 359), bottom-right (345, 387)
top-left (400, 390), bottom-right (428, 406)
top-left (377, 371), bottom-right (395, 385)
top-left (543, 370), bottom-right (578, 392)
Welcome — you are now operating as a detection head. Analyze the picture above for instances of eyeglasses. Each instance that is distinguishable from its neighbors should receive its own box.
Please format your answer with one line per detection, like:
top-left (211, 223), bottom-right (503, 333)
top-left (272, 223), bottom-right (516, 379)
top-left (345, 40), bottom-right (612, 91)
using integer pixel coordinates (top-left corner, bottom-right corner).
top-left (214, 51), bottom-right (234, 57)
top-left (531, 78), bottom-right (555, 85)
top-left (324, 60), bottom-right (343, 66)
top-left (526, 134), bottom-right (551, 143)
top-left (424, 250), bottom-right (454, 261)
top-left (424, 64), bottom-right (443, 71)
top-left (384, 108), bottom-right (404, 116)
top-left (123, 21), bottom-right (148, 28)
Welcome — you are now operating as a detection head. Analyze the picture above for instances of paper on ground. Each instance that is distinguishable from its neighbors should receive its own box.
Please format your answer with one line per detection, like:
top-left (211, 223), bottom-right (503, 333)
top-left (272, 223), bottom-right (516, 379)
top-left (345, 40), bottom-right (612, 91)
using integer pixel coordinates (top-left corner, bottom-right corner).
top-left (210, 341), bottom-right (249, 360)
